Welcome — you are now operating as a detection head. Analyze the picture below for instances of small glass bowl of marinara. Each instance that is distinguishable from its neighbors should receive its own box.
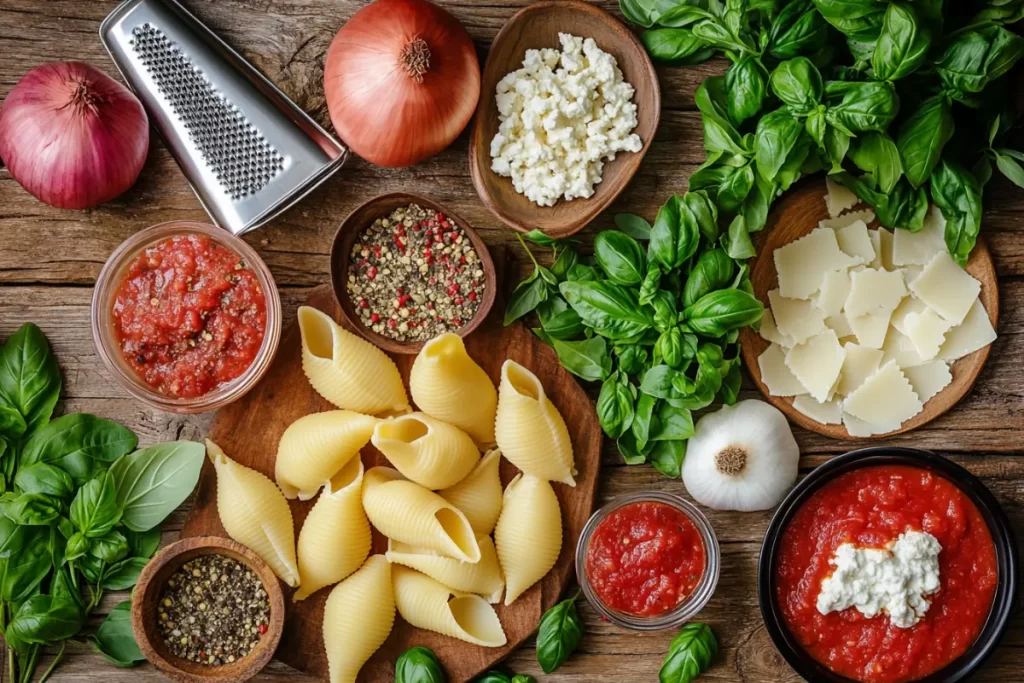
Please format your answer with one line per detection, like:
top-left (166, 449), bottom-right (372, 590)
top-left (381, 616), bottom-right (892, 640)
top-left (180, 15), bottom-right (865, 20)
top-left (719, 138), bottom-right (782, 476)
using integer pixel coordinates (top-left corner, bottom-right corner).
top-left (92, 221), bottom-right (281, 413)
top-left (575, 492), bottom-right (720, 630)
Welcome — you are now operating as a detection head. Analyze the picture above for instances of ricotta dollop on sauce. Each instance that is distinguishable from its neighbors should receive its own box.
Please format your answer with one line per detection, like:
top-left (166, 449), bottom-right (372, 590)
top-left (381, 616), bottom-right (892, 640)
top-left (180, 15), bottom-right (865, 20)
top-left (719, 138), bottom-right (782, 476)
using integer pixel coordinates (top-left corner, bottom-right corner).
top-left (816, 530), bottom-right (941, 628)
top-left (489, 33), bottom-right (642, 207)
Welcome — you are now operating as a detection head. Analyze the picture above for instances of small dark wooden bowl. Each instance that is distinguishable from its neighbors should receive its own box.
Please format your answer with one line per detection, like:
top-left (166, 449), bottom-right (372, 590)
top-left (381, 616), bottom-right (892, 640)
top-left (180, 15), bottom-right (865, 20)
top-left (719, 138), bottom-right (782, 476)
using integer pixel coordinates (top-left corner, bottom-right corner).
top-left (329, 192), bottom-right (497, 355)
top-left (131, 536), bottom-right (285, 683)
top-left (468, 0), bottom-right (661, 239)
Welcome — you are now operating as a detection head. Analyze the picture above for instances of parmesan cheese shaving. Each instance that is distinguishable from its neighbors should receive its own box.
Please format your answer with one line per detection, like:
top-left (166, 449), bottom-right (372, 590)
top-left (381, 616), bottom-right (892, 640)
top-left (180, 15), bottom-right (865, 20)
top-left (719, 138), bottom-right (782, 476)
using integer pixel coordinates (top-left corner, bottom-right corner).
top-left (843, 361), bottom-right (922, 427)
top-left (845, 268), bottom-right (906, 317)
top-left (820, 208), bottom-right (876, 230)
top-left (825, 176), bottom-right (858, 218)
top-left (910, 251), bottom-right (981, 325)
top-left (759, 309), bottom-right (796, 348)
top-left (903, 309), bottom-right (952, 361)
top-left (784, 329), bottom-right (846, 402)
top-left (939, 298), bottom-right (997, 361)
top-left (892, 206), bottom-right (946, 266)
top-left (848, 309), bottom-right (892, 349)
top-left (816, 269), bottom-right (851, 318)
top-left (769, 289), bottom-right (825, 344)
top-left (758, 343), bottom-right (808, 396)
top-left (836, 220), bottom-right (875, 265)
top-left (903, 361), bottom-right (953, 403)
top-left (792, 395), bottom-right (843, 425)
top-left (836, 343), bottom-right (883, 397)
top-left (775, 228), bottom-right (855, 299)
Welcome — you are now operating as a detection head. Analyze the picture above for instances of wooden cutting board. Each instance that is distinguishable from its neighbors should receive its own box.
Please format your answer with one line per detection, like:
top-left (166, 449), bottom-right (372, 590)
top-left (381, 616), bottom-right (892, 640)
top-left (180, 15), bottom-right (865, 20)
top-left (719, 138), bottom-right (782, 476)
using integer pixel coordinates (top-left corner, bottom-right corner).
top-left (180, 284), bottom-right (602, 682)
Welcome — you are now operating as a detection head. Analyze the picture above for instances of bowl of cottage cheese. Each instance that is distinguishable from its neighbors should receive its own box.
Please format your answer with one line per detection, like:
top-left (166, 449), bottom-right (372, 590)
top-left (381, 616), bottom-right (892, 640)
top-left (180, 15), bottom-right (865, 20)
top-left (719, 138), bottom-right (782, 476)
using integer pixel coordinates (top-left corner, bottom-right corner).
top-left (468, 0), bottom-right (660, 238)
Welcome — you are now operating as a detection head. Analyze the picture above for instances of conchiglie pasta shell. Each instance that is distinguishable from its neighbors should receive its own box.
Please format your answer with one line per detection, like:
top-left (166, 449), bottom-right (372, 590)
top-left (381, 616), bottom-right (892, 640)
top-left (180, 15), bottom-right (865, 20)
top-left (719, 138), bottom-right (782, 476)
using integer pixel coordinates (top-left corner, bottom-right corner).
top-left (410, 333), bottom-right (497, 445)
top-left (362, 467), bottom-right (481, 563)
top-left (386, 535), bottom-right (504, 604)
top-left (206, 440), bottom-right (300, 587)
top-left (392, 565), bottom-right (507, 647)
top-left (438, 448), bottom-right (503, 535)
top-left (276, 410), bottom-right (377, 500)
top-left (371, 412), bottom-right (479, 490)
top-left (495, 360), bottom-right (576, 487)
top-left (298, 306), bottom-right (409, 415)
top-left (494, 474), bottom-right (562, 606)
top-left (323, 555), bottom-right (395, 683)
top-left (294, 458), bottom-right (371, 601)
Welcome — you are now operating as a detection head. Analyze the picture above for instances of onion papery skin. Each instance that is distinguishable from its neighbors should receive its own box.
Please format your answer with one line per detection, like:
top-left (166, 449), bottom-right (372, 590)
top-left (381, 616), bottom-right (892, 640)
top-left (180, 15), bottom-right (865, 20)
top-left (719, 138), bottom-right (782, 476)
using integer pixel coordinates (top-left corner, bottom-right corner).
top-left (0, 61), bottom-right (149, 210)
top-left (324, 0), bottom-right (481, 168)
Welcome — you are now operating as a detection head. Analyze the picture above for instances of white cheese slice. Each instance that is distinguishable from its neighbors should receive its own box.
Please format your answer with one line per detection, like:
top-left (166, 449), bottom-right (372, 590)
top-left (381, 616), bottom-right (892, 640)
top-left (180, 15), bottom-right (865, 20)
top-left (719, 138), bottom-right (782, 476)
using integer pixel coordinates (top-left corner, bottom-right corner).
top-left (868, 230), bottom-right (883, 269)
top-left (793, 395), bottom-right (843, 425)
top-left (836, 343), bottom-right (883, 396)
top-left (775, 228), bottom-right (856, 299)
top-left (785, 329), bottom-right (846, 402)
top-left (845, 268), bottom-right (907, 317)
top-left (769, 289), bottom-right (825, 344)
top-left (903, 309), bottom-right (952, 361)
top-left (901, 265), bottom-right (923, 285)
top-left (816, 269), bottom-right (852, 318)
top-left (826, 314), bottom-right (855, 340)
top-left (759, 343), bottom-right (809, 396)
top-left (836, 220), bottom-right (875, 265)
top-left (758, 309), bottom-right (796, 348)
top-left (892, 206), bottom-right (947, 266)
top-left (825, 176), bottom-right (859, 218)
top-left (843, 411), bottom-right (900, 437)
top-left (939, 298), bottom-right (997, 361)
top-left (903, 361), bottom-right (953, 403)
top-left (890, 296), bottom-right (928, 336)
top-left (909, 251), bottom-right (981, 325)
top-left (844, 361), bottom-right (923, 427)
top-left (848, 309), bottom-right (892, 349)
top-left (877, 228), bottom-right (896, 271)
top-left (881, 329), bottom-right (928, 369)
top-left (820, 209), bottom-right (876, 230)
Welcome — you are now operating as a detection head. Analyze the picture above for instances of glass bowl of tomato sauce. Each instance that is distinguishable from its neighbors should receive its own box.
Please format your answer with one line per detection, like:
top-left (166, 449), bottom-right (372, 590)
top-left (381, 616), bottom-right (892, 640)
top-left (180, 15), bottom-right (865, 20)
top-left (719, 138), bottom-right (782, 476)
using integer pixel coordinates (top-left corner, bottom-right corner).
top-left (92, 221), bottom-right (281, 413)
top-left (575, 492), bottom-right (720, 631)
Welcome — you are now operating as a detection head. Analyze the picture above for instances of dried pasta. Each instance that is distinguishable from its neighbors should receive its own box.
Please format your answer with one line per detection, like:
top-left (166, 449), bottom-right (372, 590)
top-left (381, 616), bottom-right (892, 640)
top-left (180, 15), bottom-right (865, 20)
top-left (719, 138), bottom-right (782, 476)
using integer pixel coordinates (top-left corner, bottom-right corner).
top-left (392, 565), bottom-right (507, 647)
top-left (386, 534), bottom-right (504, 604)
top-left (370, 412), bottom-right (480, 490)
top-left (438, 448), bottom-right (503, 535)
top-left (275, 410), bottom-right (377, 500)
top-left (494, 474), bottom-right (562, 605)
top-left (323, 555), bottom-right (395, 683)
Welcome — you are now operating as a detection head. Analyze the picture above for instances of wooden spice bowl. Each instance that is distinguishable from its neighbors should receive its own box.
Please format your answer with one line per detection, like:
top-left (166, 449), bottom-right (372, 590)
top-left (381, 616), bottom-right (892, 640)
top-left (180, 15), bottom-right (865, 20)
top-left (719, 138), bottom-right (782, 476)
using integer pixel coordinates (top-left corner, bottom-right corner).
top-left (131, 536), bottom-right (286, 683)
top-left (329, 192), bottom-right (497, 354)
top-left (468, 0), bottom-right (661, 239)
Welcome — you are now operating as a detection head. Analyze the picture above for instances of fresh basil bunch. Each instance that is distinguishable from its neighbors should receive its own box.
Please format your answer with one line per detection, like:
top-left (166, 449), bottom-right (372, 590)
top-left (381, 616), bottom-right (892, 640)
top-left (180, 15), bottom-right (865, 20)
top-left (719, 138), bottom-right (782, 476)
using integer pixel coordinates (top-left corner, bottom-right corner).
top-left (0, 323), bottom-right (206, 681)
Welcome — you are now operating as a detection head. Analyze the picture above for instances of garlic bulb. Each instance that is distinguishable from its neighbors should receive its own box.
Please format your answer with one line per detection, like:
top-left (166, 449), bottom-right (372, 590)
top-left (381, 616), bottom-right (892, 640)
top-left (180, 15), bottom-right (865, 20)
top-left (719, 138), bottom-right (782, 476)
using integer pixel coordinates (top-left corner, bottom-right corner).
top-left (681, 400), bottom-right (799, 512)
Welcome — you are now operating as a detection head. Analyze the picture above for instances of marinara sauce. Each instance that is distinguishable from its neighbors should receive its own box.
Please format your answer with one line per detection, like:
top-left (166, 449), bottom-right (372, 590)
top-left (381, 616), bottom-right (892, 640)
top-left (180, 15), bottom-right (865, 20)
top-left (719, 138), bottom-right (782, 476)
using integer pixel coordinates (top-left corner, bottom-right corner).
top-left (776, 465), bottom-right (997, 683)
top-left (585, 501), bottom-right (706, 617)
top-left (113, 235), bottom-right (267, 398)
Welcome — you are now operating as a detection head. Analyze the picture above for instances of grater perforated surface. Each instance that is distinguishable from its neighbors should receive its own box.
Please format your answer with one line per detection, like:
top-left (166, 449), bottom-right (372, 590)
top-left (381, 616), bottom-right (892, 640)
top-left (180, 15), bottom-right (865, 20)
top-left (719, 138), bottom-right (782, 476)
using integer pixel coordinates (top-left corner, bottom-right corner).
top-left (129, 23), bottom-right (285, 200)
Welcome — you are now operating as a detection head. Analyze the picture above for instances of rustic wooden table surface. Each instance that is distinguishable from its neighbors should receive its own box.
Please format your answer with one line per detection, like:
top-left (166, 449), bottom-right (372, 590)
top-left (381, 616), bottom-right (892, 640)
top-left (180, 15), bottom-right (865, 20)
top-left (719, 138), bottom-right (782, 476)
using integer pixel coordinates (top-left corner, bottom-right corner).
top-left (1, 1), bottom-right (1022, 681)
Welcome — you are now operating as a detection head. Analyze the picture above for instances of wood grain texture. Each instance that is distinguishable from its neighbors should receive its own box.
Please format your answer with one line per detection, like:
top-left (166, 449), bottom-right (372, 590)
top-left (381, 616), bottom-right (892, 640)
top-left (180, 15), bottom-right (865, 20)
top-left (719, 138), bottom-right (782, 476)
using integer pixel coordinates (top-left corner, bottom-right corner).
top-left (178, 286), bottom-right (602, 682)
top-left (740, 179), bottom-right (999, 439)
top-left (468, 0), bottom-right (660, 237)
top-left (2, 1), bottom-right (1024, 682)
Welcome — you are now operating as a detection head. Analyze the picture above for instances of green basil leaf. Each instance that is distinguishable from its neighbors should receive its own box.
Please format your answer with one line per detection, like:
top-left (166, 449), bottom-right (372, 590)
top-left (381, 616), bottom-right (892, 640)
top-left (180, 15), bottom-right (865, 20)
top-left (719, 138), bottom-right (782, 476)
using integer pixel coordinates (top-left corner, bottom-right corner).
top-left (937, 26), bottom-right (1024, 98)
top-left (632, 394), bottom-right (657, 451)
top-left (930, 160), bottom-right (983, 266)
top-left (650, 440), bottom-right (687, 478)
top-left (566, 263), bottom-right (600, 282)
top-left (971, 0), bottom-right (1024, 26)
top-left (659, 623), bottom-right (718, 683)
top-left (90, 528), bottom-right (129, 563)
top-left (511, 675), bottom-right (535, 683)
top-left (848, 131), bottom-right (902, 195)
top-left (125, 527), bottom-right (161, 559)
top-left (504, 275), bottom-right (548, 326)
top-left (64, 531), bottom-right (90, 561)
top-left (523, 229), bottom-right (559, 247)
top-left (872, 1), bottom-right (931, 81)
top-left (101, 556), bottom-right (149, 591)
top-left (0, 323), bottom-right (61, 435)
top-left (811, 0), bottom-right (886, 49)
top-left (14, 463), bottom-right (74, 500)
top-left (651, 402), bottom-right (695, 441)
top-left (824, 80), bottom-right (899, 134)
top-left (656, 328), bottom-right (687, 369)
top-left (537, 299), bottom-right (584, 340)
top-left (639, 264), bottom-right (663, 306)
top-left (718, 361), bottom-right (743, 405)
top-left (896, 94), bottom-right (954, 188)
top-left (597, 374), bottom-right (635, 439)
top-left (396, 646), bottom-right (446, 683)
top-left (552, 337), bottom-right (612, 382)
top-left (688, 190), bottom-right (720, 244)
top-left (614, 213), bottom-right (653, 240)
top-left (650, 291), bottom-right (679, 332)
top-left (640, 365), bottom-right (681, 399)
top-left (770, 57), bottom-right (822, 114)
top-left (683, 289), bottom-right (763, 337)
top-left (5, 492), bottom-right (61, 526)
top-left (642, 28), bottom-right (713, 64)
top-left (768, 0), bottom-right (829, 59)
top-left (650, 195), bottom-right (687, 270)
top-left (614, 345), bottom-right (649, 376)
top-left (725, 55), bottom-right (768, 125)
top-left (92, 602), bottom-right (146, 667)
top-left (70, 471), bottom-right (121, 538)
top-left (994, 150), bottom-right (1024, 188)
top-left (7, 590), bottom-right (85, 645)
top-left (550, 247), bottom-right (579, 281)
top-left (683, 249), bottom-right (736, 309)
top-left (0, 526), bottom-right (51, 602)
top-left (536, 591), bottom-right (583, 673)
top-left (560, 281), bottom-right (653, 340)
top-left (0, 404), bottom-right (27, 439)
top-left (725, 215), bottom-right (756, 260)
top-left (595, 231), bottom-right (647, 285)
top-left (616, 430), bottom-right (649, 465)
top-left (822, 124), bottom-right (851, 174)
top-left (716, 162), bottom-right (756, 214)
top-left (619, 0), bottom-right (658, 27)
top-left (20, 413), bottom-right (138, 485)
top-left (754, 108), bottom-right (803, 182)
top-left (695, 77), bottom-right (746, 155)
top-left (109, 440), bottom-right (206, 532)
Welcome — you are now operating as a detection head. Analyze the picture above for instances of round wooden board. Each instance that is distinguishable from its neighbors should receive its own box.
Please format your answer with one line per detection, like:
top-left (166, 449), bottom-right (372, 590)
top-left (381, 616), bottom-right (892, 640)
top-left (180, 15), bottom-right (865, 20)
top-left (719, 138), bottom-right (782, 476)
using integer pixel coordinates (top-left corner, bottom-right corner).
top-left (179, 284), bottom-right (601, 682)
top-left (739, 178), bottom-right (999, 440)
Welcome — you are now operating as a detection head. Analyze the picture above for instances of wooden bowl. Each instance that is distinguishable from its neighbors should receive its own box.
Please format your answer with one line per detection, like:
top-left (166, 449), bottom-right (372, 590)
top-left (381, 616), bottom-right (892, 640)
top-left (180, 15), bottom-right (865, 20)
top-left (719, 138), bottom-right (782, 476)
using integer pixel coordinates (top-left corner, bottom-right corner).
top-left (468, 0), bottom-right (661, 238)
top-left (739, 178), bottom-right (999, 440)
top-left (131, 536), bottom-right (285, 683)
top-left (329, 192), bottom-right (497, 355)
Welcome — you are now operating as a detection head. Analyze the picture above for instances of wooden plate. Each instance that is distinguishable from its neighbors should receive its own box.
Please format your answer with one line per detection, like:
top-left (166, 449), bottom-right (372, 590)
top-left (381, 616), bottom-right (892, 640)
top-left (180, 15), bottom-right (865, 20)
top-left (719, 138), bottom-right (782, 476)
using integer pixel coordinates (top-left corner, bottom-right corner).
top-left (739, 179), bottom-right (999, 440)
top-left (468, 0), bottom-right (660, 239)
top-left (179, 285), bottom-right (602, 682)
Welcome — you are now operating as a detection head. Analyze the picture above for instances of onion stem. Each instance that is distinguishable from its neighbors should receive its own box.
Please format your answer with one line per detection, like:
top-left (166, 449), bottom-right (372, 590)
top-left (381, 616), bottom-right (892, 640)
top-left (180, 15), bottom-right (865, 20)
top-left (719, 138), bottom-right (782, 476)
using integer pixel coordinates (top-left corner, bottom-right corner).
top-left (399, 37), bottom-right (431, 82)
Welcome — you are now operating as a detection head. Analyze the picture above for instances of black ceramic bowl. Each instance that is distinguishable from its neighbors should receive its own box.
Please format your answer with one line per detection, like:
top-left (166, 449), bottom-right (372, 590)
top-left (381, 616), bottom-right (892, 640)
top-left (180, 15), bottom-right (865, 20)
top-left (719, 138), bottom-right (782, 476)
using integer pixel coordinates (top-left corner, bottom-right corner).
top-left (758, 447), bottom-right (1018, 683)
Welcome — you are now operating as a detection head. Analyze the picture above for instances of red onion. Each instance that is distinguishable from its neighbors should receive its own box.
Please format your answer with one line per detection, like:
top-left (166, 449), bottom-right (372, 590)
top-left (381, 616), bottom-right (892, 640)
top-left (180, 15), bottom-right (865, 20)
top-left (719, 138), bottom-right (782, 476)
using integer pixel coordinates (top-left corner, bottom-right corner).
top-left (0, 61), bottom-right (149, 210)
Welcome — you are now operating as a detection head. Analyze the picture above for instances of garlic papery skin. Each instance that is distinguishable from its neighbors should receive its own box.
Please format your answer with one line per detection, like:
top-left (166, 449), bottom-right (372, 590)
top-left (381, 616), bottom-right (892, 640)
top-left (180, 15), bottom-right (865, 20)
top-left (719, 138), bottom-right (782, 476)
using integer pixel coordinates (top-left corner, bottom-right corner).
top-left (681, 400), bottom-right (799, 512)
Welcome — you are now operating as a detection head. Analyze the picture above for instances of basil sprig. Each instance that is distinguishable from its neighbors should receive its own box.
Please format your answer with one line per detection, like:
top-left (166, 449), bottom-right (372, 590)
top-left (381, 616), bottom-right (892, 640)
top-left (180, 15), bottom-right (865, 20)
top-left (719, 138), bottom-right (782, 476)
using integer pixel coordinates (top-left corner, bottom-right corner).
top-left (536, 591), bottom-right (584, 673)
top-left (659, 623), bottom-right (718, 683)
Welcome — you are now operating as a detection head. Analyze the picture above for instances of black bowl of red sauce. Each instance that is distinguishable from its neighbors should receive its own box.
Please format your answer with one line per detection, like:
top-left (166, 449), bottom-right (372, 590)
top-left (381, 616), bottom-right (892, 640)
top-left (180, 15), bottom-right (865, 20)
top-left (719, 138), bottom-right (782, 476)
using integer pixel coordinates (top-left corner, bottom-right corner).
top-left (759, 448), bottom-right (1017, 683)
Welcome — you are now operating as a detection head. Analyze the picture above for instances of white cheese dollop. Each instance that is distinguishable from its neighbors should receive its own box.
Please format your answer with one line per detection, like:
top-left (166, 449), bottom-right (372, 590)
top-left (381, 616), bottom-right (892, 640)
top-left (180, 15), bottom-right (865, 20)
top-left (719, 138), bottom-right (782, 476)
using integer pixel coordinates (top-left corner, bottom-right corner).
top-left (489, 33), bottom-right (642, 207)
top-left (816, 530), bottom-right (941, 629)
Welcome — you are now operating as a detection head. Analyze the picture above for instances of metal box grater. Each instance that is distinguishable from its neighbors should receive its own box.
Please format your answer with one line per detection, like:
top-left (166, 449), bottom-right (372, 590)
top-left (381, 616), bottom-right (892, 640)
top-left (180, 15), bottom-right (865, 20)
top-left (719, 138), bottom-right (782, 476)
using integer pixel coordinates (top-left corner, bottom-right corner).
top-left (100, 0), bottom-right (346, 235)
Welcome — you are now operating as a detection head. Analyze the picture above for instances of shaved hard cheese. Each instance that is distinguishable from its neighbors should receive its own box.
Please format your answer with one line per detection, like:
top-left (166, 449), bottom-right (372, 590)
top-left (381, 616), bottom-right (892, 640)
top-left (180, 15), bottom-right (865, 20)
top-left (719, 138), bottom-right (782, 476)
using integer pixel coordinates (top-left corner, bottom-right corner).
top-left (868, 230), bottom-right (883, 269)
top-left (902, 265), bottom-right (923, 284)
top-left (843, 411), bottom-right (900, 438)
top-left (775, 229), bottom-right (855, 299)
top-left (826, 314), bottom-right (855, 340)
top-left (903, 309), bottom-right (952, 361)
top-left (939, 298), bottom-right (997, 361)
top-left (785, 329), bottom-right (846, 402)
top-left (759, 309), bottom-right (796, 348)
top-left (845, 268), bottom-right (906, 317)
top-left (759, 343), bottom-right (809, 396)
top-left (890, 296), bottom-right (928, 336)
top-left (844, 361), bottom-right (923, 427)
top-left (836, 220), bottom-right (875, 264)
top-left (793, 395), bottom-right (843, 425)
top-left (848, 309), bottom-right (892, 349)
top-left (769, 289), bottom-right (825, 344)
top-left (881, 328), bottom-right (928, 369)
top-left (816, 269), bottom-right (852, 318)
top-left (892, 206), bottom-right (946, 266)
top-left (836, 343), bottom-right (883, 396)
top-left (877, 228), bottom-right (895, 271)
top-left (910, 251), bottom-right (981, 325)
top-left (903, 361), bottom-right (953, 403)
top-left (820, 209), bottom-right (876, 230)
top-left (825, 176), bottom-right (858, 218)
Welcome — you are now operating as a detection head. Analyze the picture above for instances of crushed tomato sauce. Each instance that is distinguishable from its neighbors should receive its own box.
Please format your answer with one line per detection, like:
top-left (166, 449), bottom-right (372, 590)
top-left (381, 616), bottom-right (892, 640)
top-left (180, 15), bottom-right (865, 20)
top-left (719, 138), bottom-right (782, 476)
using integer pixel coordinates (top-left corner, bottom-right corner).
top-left (585, 501), bottom-right (706, 617)
top-left (113, 235), bottom-right (267, 398)
top-left (776, 465), bottom-right (998, 683)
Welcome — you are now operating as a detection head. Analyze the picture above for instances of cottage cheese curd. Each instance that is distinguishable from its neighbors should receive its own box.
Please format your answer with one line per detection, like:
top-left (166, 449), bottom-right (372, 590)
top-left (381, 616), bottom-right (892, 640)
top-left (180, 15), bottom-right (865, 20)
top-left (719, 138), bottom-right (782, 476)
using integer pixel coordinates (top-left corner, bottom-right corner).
top-left (816, 530), bottom-right (941, 628)
top-left (489, 33), bottom-right (642, 207)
